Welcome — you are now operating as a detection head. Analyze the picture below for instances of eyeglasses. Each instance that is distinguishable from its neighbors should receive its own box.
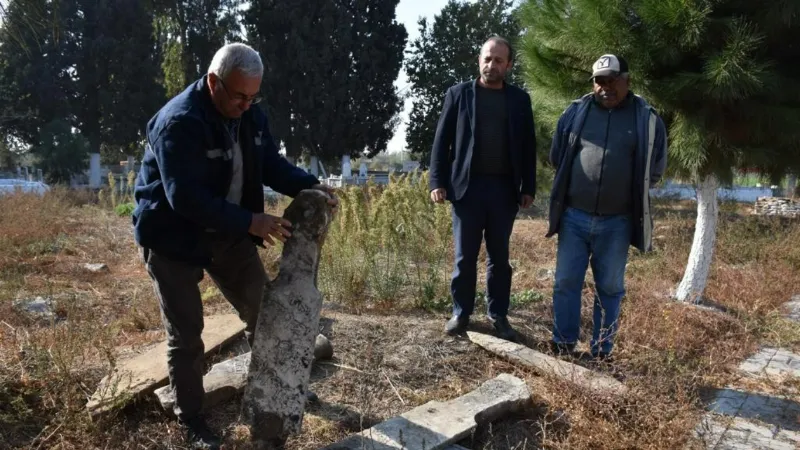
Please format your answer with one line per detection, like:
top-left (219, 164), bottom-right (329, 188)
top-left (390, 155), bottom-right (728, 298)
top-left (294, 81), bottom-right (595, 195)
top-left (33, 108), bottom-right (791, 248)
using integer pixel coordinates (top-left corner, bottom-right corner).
top-left (593, 76), bottom-right (619, 86)
top-left (218, 78), bottom-right (263, 105)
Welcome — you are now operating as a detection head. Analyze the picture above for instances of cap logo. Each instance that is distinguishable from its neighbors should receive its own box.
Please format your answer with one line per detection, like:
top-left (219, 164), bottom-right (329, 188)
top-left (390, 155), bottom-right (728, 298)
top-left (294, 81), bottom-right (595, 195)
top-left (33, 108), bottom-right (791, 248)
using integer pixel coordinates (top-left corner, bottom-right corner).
top-left (597, 57), bottom-right (612, 69)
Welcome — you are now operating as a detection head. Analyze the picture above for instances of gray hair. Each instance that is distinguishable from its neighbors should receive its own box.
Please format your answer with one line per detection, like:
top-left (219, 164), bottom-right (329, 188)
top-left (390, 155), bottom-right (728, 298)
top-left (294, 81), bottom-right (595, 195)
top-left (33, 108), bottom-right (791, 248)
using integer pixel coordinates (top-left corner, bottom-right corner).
top-left (208, 43), bottom-right (263, 80)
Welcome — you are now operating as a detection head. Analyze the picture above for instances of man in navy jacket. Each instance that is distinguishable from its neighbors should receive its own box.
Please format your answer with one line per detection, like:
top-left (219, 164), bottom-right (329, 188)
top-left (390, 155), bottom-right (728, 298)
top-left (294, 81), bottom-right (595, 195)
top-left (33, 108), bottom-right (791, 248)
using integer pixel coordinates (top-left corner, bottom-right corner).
top-left (546, 54), bottom-right (667, 360)
top-left (429, 36), bottom-right (537, 342)
top-left (133, 43), bottom-right (336, 449)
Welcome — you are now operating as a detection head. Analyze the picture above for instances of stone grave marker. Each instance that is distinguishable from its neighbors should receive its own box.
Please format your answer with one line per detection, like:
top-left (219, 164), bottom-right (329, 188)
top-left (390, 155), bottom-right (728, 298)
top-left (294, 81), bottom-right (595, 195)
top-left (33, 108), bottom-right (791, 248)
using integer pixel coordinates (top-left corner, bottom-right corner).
top-left (321, 374), bottom-right (531, 450)
top-left (241, 189), bottom-right (334, 448)
top-left (86, 314), bottom-right (245, 417)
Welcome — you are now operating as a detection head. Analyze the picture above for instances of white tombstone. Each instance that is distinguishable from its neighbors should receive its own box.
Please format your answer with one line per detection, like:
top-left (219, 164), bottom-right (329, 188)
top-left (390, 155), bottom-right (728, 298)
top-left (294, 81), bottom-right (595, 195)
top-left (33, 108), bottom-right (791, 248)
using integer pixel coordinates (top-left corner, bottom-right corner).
top-left (341, 155), bottom-right (351, 178)
top-left (359, 162), bottom-right (368, 178)
top-left (89, 153), bottom-right (102, 188)
top-left (37, 169), bottom-right (43, 182)
top-left (16, 167), bottom-right (22, 179)
top-left (126, 156), bottom-right (135, 174)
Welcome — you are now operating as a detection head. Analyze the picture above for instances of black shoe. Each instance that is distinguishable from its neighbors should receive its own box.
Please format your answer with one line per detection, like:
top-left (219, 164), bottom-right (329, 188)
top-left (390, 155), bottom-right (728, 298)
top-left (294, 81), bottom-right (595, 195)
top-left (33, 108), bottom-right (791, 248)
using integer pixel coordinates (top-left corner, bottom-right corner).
top-left (489, 316), bottom-right (517, 342)
top-left (445, 315), bottom-right (470, 335)
top-left (549, 341), bottom-right (576, 356)
top-left (182, 416), bottom-right (221, 450)
top-left (592, 351), bottom-right (613, 362)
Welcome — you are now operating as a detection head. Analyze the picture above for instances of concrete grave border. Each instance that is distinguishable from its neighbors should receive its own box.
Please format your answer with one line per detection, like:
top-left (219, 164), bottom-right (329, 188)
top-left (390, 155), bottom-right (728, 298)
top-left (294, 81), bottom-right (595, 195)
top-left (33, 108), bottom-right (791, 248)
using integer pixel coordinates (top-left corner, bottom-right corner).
top-left (321, 373), bottom-right (531, 450)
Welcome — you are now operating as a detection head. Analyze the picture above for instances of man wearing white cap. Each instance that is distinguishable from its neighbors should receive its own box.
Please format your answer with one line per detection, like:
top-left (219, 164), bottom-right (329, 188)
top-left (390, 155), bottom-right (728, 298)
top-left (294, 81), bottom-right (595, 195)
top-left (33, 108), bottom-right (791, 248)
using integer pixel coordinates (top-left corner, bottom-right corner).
top-left (545, 54), bottom-right (668, 359)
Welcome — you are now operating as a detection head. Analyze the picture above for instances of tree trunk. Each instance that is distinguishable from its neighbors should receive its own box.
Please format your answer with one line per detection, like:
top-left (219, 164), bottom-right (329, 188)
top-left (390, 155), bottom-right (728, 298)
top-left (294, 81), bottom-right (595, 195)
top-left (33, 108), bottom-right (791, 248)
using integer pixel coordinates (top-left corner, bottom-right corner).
top-left (787, 173), bottom-right (797, 198)
top-left (675, 174), bottom-right (719, 303)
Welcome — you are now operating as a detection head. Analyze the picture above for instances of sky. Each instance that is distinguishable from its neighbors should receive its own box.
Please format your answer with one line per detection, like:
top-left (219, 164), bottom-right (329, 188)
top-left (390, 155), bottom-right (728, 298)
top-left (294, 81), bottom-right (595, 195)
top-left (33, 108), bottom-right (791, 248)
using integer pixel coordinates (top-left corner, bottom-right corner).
top-left (386, 0), bottom-right (454, 154)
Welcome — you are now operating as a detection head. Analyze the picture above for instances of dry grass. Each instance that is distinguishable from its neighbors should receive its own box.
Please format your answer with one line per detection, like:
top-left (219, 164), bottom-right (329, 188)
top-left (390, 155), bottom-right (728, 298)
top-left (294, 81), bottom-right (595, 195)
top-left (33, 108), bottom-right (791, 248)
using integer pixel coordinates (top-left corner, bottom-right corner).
top-left (0, 186), bottom-right (799, 449)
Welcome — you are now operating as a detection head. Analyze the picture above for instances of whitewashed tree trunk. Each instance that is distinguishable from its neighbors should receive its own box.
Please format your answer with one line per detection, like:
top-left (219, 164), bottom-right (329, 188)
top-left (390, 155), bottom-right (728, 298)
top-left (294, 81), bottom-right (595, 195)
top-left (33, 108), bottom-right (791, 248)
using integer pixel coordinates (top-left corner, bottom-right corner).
top-left (675, 174), bottom-right (719, 303)
top-left (787, 173), bottom-right (797, 198)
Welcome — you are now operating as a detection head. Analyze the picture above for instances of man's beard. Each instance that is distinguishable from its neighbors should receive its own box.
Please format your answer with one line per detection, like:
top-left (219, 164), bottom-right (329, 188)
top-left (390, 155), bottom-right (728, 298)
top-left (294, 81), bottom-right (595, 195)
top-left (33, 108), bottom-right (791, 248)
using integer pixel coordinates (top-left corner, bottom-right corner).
top-left (482, 70), bottom-right (503, 82)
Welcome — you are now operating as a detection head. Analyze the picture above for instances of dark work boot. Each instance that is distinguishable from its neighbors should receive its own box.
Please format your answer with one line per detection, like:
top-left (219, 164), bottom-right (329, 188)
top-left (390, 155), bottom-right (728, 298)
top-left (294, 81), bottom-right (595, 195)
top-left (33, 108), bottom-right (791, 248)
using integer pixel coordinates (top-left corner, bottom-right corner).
top-left (592, 350), bottom-right (614, 363)
top-left (182, 416), bottom-right (221, 450)
top-left (489, 316), bottom-right (517, 342)
top-left (550, 341), bottom-right (576, 357)
top-left (445, 315), bottom-right (470, 335)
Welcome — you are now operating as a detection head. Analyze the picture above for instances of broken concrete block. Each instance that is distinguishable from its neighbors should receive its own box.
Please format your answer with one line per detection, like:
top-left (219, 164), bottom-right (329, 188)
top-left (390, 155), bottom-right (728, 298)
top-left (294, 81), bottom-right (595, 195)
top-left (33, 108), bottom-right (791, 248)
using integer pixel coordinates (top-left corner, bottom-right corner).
top-left (153, 334), bottom-right (334, 413)
top-left (467, 331), bottom-right (627, 396)
top-left (242, 190), bottom-right (334, 448)
top-left (154, 352), bottom-right (250, 413)
top-left (86, 314), bottom-right (245, 417)
top-left (321, 373), bottom-right (531, 450)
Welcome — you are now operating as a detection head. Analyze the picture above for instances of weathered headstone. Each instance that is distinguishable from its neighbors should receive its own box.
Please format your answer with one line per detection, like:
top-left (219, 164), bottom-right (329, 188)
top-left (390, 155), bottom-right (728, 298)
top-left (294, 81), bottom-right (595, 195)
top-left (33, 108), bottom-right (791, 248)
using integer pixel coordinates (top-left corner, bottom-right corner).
top-left (153, 335), bottom-right (334, 413)
top-left (242, 189), bottom-right (334, 449)
top-left (341, 155), bottom-right (352, 178)
top-left (89, 153), bottom-right (101, 188)
top-left (467, 331), bottom-right (627, 396)
top-left (86, 314), bottom-right (245, 417)
top-left (321, 374), bottom-right (531, 450)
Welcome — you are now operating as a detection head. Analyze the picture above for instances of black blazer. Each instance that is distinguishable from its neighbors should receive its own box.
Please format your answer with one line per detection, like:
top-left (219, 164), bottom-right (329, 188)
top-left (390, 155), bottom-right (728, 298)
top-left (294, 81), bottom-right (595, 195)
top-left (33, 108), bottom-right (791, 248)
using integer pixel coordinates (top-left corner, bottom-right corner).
top-left (428, 79), bottom-right (537, 202)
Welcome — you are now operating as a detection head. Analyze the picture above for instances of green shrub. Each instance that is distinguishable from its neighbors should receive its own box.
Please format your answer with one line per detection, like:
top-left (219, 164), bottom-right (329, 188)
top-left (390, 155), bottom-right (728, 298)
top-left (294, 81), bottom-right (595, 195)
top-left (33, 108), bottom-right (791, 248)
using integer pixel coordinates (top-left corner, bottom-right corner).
top-left (319, 171), bottom-right (453, 311)
top-left (114, 202), bottom-right (135, 217)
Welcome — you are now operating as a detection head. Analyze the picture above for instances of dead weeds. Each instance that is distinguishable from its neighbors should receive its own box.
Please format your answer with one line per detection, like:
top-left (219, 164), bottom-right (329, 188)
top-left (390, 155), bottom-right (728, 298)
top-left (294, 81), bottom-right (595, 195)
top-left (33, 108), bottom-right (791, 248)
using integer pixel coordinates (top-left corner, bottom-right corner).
top-left (1, 190), bottom-right (799, 449)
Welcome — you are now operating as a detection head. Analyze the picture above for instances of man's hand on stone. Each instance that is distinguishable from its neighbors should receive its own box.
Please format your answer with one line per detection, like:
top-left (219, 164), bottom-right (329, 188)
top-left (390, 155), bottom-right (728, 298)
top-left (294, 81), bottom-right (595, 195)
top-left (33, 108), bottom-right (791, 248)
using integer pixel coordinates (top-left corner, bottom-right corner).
top-left (249, 213), bottom-right (292, 245)
top-left (430, 188), bottom-right (447, 204)
top-left (311, 184), bottom-right (339, 213)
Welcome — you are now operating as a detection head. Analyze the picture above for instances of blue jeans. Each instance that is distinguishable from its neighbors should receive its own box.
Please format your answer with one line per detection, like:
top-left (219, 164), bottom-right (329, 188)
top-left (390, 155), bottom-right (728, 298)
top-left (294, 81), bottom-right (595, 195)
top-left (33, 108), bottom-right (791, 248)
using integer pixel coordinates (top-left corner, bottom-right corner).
top-left (552, 207), bottom-right (631, 355)
top-left (451, 175), bottom-right (519, 319)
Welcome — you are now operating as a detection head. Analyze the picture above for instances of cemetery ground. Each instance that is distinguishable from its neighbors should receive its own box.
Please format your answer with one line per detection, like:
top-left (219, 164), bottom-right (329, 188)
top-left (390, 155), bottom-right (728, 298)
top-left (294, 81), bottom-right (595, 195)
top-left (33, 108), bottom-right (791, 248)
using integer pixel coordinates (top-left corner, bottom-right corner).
top-left (1, 177), bottom-right (799, 450)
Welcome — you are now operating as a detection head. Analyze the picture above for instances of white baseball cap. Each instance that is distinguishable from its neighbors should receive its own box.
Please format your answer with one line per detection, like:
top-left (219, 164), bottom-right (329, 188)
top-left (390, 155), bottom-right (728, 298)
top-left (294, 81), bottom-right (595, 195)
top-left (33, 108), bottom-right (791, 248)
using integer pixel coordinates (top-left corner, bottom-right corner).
top-left (590, 54), bottom-right (629, 79)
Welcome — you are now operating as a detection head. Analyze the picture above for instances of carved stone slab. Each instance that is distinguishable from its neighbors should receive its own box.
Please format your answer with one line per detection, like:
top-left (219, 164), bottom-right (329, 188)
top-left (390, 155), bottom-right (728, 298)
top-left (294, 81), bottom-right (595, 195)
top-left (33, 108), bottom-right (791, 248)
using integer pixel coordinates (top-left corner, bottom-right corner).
top-left (87, 314), bottom-right (245, 417)
top-left (241, 189), bottom-right (333, 448)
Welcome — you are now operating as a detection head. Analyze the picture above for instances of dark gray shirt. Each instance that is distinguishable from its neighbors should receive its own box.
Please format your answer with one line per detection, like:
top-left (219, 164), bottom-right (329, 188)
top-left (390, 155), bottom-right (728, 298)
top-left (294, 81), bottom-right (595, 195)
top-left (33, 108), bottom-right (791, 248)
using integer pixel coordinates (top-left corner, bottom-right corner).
top-left (567, 94), bottom-right (637, 215)
top-left (471, 85), bottom-right (511, 176)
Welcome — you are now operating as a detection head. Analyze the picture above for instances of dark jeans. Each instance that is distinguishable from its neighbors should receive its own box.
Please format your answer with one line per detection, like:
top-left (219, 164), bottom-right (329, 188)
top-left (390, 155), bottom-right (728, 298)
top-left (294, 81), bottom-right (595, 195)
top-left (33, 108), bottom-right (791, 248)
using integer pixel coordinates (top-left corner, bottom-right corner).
top-left (551, 207), bottom-right (631, 355)
top-left (450, 175), bottom-right (519, 320)
top-left (142, 235), bottom-right (267, 421)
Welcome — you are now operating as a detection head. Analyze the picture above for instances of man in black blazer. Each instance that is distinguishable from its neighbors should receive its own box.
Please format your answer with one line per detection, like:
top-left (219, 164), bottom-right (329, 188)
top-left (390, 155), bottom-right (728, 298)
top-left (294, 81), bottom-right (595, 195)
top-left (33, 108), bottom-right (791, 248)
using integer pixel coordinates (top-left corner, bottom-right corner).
top-left (429, 36), bottom-right (537, 342)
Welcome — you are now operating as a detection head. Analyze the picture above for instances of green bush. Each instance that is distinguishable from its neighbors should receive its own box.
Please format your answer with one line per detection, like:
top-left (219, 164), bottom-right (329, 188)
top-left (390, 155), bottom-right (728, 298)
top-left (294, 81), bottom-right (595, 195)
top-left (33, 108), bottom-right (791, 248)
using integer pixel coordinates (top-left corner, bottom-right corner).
top-left (114, 202), bottom-right (135, 217)
top-left (319, 172), bottom-right (453, 312)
